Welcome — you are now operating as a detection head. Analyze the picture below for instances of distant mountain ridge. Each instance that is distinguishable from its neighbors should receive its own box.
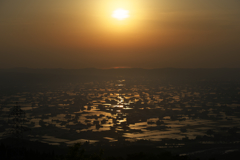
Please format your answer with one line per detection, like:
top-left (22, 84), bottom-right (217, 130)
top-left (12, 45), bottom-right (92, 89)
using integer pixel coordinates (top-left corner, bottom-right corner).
top-left (0, 68), bottom-right (240, 87)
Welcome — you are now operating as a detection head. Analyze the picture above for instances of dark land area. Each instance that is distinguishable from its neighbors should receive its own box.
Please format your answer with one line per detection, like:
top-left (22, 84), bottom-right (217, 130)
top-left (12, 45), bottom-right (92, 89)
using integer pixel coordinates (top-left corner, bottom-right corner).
top-left (0, 68), bottom-right (240, 160)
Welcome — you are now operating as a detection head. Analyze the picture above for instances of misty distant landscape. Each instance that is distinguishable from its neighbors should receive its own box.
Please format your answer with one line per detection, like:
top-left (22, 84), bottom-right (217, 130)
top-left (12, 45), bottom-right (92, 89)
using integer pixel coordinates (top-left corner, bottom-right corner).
top-left (1, 68), bottom-right (240, 159)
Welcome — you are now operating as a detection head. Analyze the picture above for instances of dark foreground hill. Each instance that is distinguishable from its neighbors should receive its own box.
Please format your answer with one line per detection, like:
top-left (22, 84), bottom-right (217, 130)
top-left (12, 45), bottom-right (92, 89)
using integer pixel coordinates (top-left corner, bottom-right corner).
top-left (1, 138), bottom-right (240, 160)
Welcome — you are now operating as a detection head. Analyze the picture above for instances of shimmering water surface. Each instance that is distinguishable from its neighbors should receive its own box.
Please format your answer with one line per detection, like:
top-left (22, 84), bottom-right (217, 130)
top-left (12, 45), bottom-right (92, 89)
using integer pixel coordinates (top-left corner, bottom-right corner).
top-left (1, 77), bottom-right (240, 146)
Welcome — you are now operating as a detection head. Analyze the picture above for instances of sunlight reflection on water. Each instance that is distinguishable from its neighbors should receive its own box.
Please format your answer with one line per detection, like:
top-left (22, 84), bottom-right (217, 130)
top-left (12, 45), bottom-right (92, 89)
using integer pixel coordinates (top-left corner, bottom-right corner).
top-left (1, 79), bottom-right (240, 145)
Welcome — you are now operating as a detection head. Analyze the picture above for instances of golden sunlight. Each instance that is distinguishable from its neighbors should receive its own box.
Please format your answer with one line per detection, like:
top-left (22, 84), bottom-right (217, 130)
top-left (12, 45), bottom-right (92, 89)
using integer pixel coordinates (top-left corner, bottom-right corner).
top-left (112, 8), bottom-right (129, 20)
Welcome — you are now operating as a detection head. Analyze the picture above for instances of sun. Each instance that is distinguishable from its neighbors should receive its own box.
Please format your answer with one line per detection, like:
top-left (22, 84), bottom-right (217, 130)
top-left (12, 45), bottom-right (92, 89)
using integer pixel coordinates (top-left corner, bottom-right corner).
top-left (112, 8), bottom-right (129, 20)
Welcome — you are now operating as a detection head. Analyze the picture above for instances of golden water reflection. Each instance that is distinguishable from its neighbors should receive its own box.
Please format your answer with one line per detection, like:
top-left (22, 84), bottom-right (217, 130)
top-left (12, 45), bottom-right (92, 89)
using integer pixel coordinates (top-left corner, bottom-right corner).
top-left (1, 78), bottom-right (240, 146)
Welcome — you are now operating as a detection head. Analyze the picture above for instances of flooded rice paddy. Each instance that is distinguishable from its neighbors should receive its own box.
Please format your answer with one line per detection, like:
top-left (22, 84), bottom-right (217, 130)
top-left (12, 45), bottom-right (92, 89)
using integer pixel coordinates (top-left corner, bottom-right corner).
top-left (1, 77), bottom-right (240, 147)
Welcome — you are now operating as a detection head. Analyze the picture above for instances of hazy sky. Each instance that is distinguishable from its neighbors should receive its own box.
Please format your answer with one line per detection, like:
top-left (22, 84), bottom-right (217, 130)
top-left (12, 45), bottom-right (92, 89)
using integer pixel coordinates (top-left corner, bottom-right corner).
top-left (0, 0), bottom-right (240, 69)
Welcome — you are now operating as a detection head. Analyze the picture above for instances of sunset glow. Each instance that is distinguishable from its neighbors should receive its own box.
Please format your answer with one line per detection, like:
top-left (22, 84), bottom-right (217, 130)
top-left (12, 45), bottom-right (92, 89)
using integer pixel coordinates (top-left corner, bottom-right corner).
top-left (1, 1), bottom-right (240, 158)
top-left (112, 8), bottom-right (129, 20)
top-left (0, 0), bottom-right (240, 69)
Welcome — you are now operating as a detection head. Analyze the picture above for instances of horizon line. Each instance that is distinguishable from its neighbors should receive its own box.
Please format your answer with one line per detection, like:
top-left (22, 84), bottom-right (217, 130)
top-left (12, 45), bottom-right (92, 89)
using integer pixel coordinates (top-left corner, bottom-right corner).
top-left (1, 67), bottom-right (240, 70)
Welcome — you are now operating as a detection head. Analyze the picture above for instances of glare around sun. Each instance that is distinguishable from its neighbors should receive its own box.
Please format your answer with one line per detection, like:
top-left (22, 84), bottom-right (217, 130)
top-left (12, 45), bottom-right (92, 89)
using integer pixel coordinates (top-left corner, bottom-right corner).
top-left (112, 8), bottom-right (129, 20)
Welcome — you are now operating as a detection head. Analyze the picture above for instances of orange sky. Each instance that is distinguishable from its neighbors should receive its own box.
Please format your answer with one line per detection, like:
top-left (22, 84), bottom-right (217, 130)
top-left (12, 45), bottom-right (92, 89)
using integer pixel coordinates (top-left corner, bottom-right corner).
top-left (0, 0), bottom-right (240, 69)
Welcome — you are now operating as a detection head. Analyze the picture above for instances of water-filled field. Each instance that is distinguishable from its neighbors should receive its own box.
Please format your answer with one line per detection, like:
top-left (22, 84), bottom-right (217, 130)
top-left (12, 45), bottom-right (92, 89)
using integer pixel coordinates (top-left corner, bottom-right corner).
top-left (1, 69), bottom-right (240, 149)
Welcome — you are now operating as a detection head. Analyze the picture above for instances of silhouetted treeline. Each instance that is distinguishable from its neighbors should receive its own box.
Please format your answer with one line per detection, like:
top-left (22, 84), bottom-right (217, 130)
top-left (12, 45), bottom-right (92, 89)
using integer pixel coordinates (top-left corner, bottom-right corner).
top-left (0, 142), bottom-right (191, 160)
top-left (1, 139), bottom-right (240, 160)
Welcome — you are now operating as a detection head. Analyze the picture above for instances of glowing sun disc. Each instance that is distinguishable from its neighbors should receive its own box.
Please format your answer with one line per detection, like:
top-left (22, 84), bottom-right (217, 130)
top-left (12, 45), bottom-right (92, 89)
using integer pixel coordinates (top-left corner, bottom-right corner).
top-left (112, 8), bottom-right (129, 20)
